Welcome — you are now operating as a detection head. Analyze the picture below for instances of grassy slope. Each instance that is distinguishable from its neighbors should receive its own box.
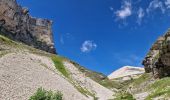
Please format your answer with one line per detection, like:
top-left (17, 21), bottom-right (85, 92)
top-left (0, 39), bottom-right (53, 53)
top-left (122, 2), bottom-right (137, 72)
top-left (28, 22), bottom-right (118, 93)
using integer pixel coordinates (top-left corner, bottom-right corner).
top-left (130, 73), bottom-right (152, 89)
top-left (113, 73), bottom-right (153, 100)
top-left (114, 91), bottom-right (135, 100)
top-left (51, 55), bottom-right (69, 78)
top-left (115, 73), bottom-right (170, 100)
top-left (145, 77), bottom-right (170, 99)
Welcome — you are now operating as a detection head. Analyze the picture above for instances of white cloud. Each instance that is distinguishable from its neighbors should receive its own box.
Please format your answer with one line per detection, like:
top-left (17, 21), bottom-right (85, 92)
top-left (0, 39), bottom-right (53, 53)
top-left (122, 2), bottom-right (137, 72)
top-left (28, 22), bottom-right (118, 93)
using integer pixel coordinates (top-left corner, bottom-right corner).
top-left (165, 0), bottom-right (170, 8)
top-left (113, 0), bottom-right (170, 26)
top-left (80, 40), bottom-right (97, 53)
top-left (147, 0), bottom-right (165, 14)
top-left (137, 8), bottom-right (145, 25)
top-left (115, 1), bottom-right (132, 19)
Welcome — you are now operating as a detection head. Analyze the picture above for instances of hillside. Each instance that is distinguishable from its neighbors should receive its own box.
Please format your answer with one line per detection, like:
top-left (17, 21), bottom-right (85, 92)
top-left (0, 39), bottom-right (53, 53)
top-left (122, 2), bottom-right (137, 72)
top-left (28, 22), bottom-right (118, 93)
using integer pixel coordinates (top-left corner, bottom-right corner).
top-left (2, 0), bottom-right (170, 100)
top-left (0, 35), bottom-right (115, 100)
top-left (0, 0), bottom-right (117, 99)
top-left (113, 72), bottom-right (170, 99)
top-left (2, 33), bottom-right (170, 100)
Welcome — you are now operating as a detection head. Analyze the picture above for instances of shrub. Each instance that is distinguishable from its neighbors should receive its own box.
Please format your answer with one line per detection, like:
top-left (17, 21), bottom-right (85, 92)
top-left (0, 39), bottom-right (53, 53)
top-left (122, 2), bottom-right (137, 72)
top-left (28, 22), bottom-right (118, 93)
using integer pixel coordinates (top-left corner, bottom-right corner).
top-left (29, 87), bottom-right (63, 100)
top-left (114, 91), bottom-right (135, 100)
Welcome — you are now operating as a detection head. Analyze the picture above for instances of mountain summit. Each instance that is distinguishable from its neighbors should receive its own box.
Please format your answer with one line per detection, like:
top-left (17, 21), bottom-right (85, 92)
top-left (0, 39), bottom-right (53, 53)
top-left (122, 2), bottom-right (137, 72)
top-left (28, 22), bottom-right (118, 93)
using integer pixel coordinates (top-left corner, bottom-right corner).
top-left (108, 66), bottom-right (144, 80)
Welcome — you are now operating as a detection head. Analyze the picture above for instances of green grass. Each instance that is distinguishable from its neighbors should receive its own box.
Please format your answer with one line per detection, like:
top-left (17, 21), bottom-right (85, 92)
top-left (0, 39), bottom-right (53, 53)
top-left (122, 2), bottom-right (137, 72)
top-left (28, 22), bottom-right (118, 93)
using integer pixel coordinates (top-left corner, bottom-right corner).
top-left (119, 80), bottom-right (135, 90)
top-left (51, 56), bottom-right (97, 98)
top-left (145, 88), bottom-right (170, 100)
top-left (0, 34), bottom-right (52, 57)
top-left (0, 35), bottom-right (16, 45)
top-left (51, 56), bottom-right (95, 97)
top-left (114, 91), bottom-right (135, 100)
top-left (53, 58), bottom-right (97, 98)
top-left (51, 55), bottom-right (69, 78)
top-left (131, 73), bottom-right (151, 87)
top-left (98, 79), bottom-right (122, 89)
top-left (0, 35), bottom-right (16, 57)
top-left (124, 73), bottom-right (152, 94)
top-left (145, 77), bottom-right (170, 99)
top-left (0, 51), bottom-right (9, 58)
top-left (29, 87), bottom-right (63, 100)
top-left (149, 77), bottom-right (170, 89)
top-left (74, 84), bottom-right (95, 97)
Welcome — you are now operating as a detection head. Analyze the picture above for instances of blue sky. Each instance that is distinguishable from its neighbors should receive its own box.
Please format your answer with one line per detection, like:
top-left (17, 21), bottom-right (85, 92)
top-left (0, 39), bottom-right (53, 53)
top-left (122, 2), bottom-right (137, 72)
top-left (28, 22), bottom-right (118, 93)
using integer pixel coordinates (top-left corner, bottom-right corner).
top-left (17, 0), bottom-right (170, 75)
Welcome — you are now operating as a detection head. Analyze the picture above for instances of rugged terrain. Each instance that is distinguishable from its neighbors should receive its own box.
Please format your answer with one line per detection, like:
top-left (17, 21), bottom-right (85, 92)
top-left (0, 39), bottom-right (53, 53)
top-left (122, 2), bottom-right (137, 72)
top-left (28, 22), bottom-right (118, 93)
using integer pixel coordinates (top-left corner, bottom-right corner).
top-left (0, 0), bottom-right (56, 53)
top-left (0, 35), bottom-right (115, 100)
top-left (112, 29), bottom-right (170, 100)
top-left (0, 0), bottom-right (116, 99)
top-left (143, 29), bottom-right (170, 79)
top-left (1, 0), bottom-right (170, 100)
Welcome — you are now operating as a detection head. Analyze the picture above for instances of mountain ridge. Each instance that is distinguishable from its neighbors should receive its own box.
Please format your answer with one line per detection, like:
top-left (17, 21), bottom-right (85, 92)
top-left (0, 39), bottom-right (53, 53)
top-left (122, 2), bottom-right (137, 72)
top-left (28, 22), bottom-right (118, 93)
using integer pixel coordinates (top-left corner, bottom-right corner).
top-left (108, 66), bottom-right (145, 80)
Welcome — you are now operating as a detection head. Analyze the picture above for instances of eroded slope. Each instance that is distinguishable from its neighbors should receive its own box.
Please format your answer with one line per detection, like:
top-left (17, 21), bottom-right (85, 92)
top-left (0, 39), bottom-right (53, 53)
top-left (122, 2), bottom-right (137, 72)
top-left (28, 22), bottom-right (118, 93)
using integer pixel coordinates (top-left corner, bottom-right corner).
top-left (0, 35), bottom-right (115, 100)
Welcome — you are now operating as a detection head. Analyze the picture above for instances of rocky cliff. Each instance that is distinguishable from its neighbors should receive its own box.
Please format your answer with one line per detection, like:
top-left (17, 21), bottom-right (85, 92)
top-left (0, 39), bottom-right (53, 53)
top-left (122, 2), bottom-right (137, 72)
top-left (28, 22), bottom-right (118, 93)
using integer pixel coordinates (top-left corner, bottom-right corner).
top-left (0, 0), bottom-right (56, 53)
top-left (143, 29), bottom-right (170, 78)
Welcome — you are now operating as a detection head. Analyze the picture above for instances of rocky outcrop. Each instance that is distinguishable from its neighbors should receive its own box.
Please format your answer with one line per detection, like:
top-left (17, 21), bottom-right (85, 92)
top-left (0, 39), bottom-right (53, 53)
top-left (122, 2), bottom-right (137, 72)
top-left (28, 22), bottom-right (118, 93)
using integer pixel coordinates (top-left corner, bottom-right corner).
top-left (0, 0), bottom-right (56, 53)
top-left (143, 29), bottom-right (170, 78)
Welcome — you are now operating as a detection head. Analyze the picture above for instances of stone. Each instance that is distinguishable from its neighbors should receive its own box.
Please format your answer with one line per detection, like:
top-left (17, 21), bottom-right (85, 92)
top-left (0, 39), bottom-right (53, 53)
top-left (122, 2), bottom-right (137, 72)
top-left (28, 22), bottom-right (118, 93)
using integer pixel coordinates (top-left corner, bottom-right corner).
top-left (143, 29), bottom-right (170, 78)
top-left (0, 0), bottom-right (56, 53)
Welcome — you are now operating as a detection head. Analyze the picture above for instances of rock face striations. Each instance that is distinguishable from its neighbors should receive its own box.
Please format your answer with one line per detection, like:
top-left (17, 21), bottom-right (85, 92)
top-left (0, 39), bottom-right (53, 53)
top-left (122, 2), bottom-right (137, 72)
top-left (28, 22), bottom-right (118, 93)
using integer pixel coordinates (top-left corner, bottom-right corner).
top-left (0, 0), bottom-right (56, 53)
top-left (143, 29), bottom-right (170, 78)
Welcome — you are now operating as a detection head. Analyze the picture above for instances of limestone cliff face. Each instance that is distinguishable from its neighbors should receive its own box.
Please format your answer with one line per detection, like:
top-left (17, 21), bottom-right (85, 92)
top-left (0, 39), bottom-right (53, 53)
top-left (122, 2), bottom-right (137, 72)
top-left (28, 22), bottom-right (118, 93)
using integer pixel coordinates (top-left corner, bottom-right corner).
top-left (0, 0), bottom-right (56, 53)
top-left (143, 29), bottom-right (170, 78)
